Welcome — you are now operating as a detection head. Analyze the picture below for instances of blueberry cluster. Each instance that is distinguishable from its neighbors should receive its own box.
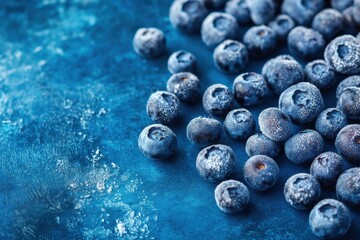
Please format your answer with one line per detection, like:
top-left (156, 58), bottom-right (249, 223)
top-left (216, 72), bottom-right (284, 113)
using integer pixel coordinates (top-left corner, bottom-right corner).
top-left (134, 0), bottom-right (360, 238)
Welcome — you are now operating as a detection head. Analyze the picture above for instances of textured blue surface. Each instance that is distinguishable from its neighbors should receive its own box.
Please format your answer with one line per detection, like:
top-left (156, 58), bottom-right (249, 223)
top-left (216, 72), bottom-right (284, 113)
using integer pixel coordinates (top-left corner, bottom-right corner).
top-left (0, 1), bottom-right (359, 239)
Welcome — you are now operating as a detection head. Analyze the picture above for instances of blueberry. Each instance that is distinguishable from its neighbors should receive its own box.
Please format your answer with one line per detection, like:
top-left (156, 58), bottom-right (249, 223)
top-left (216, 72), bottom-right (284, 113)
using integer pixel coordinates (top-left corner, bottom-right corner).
top-left (167, 50), bottom-right (197, 74)
top-left (304, 60), bottom-right (336, 90)
top-left (213, 40), bottom-right (248, 74)
top-left (281, 0), bottom-right (325, 26)
top-left (311, 9), bottom-right (344, 42)
top-left (247, 0), bottom-right (276, 25)
top-left (309, 199), bottom-right (351, 238)
top-left (315, 108), bottom-right (348, 140)
top-left (324, 35), bottom-right (360, 75)
top-left (284, 173), bottom-right (321, 210)
top-left (287, 26), bottom-right (326, 61)
top-left (196, 144), bottom-right (236, 182)
top-left (310, 152), bottom-right (344, 187)
top-left (138, 124), bottom-right (177, 159)
top-left (245, 133), bottom-right (280, 158)
top-left (201, 12), bottom-right (239, 49)
top-left (243, 25), bottom-right (277, 58)
top-left (338, 87), bottom-right (360, 120)
top-left (186, 117), bottom-right (222, 146)
top-left (335, 124), bottom-right (360, 164)
top-left (224, 0), bottom-right (251, 25)
top-left (262, 55), bottom-right (304, 95)
top-left (232, 72), bottom-right (269, 106)
top-left (258, 107), bottom-right (292, 142)
top-left (133, 28), bottom-right (166, 58)
top-left (331, 0), bottom-right (353, 11)
top-left (166, 72), bottom-right (201, 103)
top-left (336, 75), bottom-right (360, 99)
top-left (214, 180), bottom-right (249, 213)
top-left (243, 155), bottom-right (279, 191)
top-left (285, 130), bottom-right (324, 165)
top-left (343, 5), bottom-right (360, 35)
top-left (268, 14), bottom-right (295, 42)
top-left (224, 108), bottom-right (255, 141)
top-left (203, 84), bottom-right (234, 117)
top-left (169, 0), bottom-right (208, 34)
top-left (204, 0), bottom-right (227, 10)
top-left (279, 82), bottom-right (324, 125)
top-left (146, 91), bottom-right (181, 124)
top-left (336, 167), bottom-right (360, 207)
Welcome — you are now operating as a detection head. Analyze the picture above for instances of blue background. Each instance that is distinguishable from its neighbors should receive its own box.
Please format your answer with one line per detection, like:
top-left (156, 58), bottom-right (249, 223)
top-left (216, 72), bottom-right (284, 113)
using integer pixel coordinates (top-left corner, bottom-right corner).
top-left (0, 0), bottom-right (359, 239)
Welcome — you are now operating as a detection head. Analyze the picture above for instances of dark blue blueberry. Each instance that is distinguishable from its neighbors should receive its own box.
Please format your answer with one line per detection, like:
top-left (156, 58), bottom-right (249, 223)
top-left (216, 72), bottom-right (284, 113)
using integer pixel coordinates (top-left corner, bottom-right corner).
top-left (138, 124), bottom-right (177, 159)
top-left (167, 50), bottom-right (197, 74)
top-left (309, 199), bottom-right (351, 238)
top-left (133, 28), bottom-right (166, 58)
top-left (186, 117), bottom-right (222, 146)
top-left (201, 12), bottom-right (239, 49)
top-left (304, 60), bottom-right (336, 90)
top-left (311, 9), bottom-right (344, 42)
top-left (279, 82), bottom-right (324, 125)
top-left (247, 0), bottom-right (276, 25)
top-left (232, 72), bottom-right (269, 107)
top-left (262, 55), bottom-right (304, 95)
top-left (166, 72), bottom-right (201, 103)
top-left (169, 0), bottom-right (208, 34)
top-left (343, 5), bottom-right (360, 35)
top-left (268, 14), bottom-right (295, 42)
top-left (224, 0), bottom-right (251, 25)
top-left (284, 173), bottom-right (321, 210)
top-left (336, 167), bottom-right (360, 207)
top-left (285, 130), bottom-right (324, 165)
top-left (204, 0), bottom-right (227, 10)
top-left (281, 0), bottom-right (325, 26)
top-left (315, 108), bottom-right (348, 140)
top-left (214, 180), bottom-right (249, 213)
top-left (338, 87), bottom-right (360, 120)
top-left (196, 144), bottom-right (236, 182)
top-left (213, 40), bottom-right (248, 74)
top-left (324, 35), bottom-right (360, 75)
top-left (245, 133), bottom-right (280, 158)
top-left (258, 107), bottom-right (292, 142)
top-left (203, 84), bottom-right (234, 117)
top-left (146, 91), bottom-right (181, 124)
top-left (331, 0), bottom-right (353, 11)
top-left (335, 124), bottom-right (360, 164)
top-left (310, 152), bottom-right (344, 187)
top-left (243, 25), bottom-right (277, 58)
top-left (336, 75), bottom-right (360, 99)
top-left (243, 155), bottom-right (279, 191)
top-left (224, 108), bottom-right (255, 141)
top-left (287, 26), bottom-right (326, 61)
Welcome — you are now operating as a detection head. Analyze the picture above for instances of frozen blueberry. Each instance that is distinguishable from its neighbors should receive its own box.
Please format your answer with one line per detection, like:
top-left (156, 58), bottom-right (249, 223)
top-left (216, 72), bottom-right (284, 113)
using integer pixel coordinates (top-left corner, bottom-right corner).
top-left (201, 12), bottom-right (239, 49)
top-left (310, 152), bottom-right (344, 187)
top-left (232, 72), bottom-right (269, 107)
top-left (247, 0), bottom-right (276, 25)
top-left (336, 167), bottom-right (360, 207)
top-left (268, 14), bottom-right (295, 42)
top-left (186, 117), bottom-right (222, 146)
top-left (166, 72), bottom-right (201, 103)
top-left (311, 9), bottom-right (344, 42)
top-left (279, 82), bottom-right (324, 125)
top-left (243, 25), bottom-right (277, 58)
top-left (146, 91), bottom-right (181, 124)
top-left (304, 60), bottom-right (336, 90)
top-left (285, 130), bottom-right (324, 165)
top-left (204, 0), bottom-right (227, 9)
top-left (225, 0), bottom-right (251, 25)
top-left (331, 0), bottom-right (353, 11)
top-left (287, 26), bottom-right (326, 61)
top-left (169, 0), bottom-right (208, 34)
top-left (281, 0), bottom-right (325, 26)
top-left (335, 124), bottom-right (360, 164)
top-left (338, 87), bottom-right (360, 120)
top-left (315, 108), bottom-right (348, 140)
top-left (243, 155), bottom-right (279, 191)
top-left (203, 84), bottom-right (234, 117)
top-left (138, 124), bottom-right (177, 160)
top-left (196, 144), bottom-right (236, 182)
top-left (336, 75), bottom-right (360, 99)
top-left (245, 133), bottom-right (280, 158)
top-left (214, 180), bottom-right (249, 213)
top-left (258, 107), bottom-right (292, 142)
top-left (213, 40), bottom-right (248, 74)
top-left (309, 199), bottom-right (351, 239)
top-left (343, 5), bottom-right (360, 35)
top-left (284, 173), bottom-right (321, 210)
top-left (324, 35), bottom-right (360, 75)
top-left (262, 55), bottom-right (304, 95)
top-left (133, 28), bottom-right (166, 58)
top-left (224, 108), bottom-right (255, 141)
top-left (167, 51), bottom-right (197, 74)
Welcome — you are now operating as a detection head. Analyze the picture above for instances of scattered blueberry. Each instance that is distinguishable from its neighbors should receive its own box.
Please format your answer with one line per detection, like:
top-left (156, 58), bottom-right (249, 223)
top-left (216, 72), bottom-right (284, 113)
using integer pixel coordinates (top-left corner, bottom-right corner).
top-left (304, 60), bottom-right (336, 90)
top-left (336, 75), bottom-right (360, 99)
top-left (245, 133), bottom-right (280, 158)
top-left (336, 167), bottom-right (360, 207)
top-left (224, 108), bottom-right (256, 141)
top-left (146, 91), bottom-right (181, 124)
top-left (311, 8), bottom-right (344, 42)
top-left (243, 25), bottom-right (277, 58)
top-left (213, 40), bottom-right (248, 74)
top-left (281, 0), bottom-right (325, 26)
top-left (186, 117), bottom-right (222, 146)
top-left (335, 124), bottom-right (360, 164)
top-left (224, 0), bottom-right (251, 25)
top-left (167, 50), bottom-right (197, 74)
top-left (214, 180), bottom-right (249, 213)
top-left (310, 152), bottom-right (344, 187)
top-left (343, 5), bottom-right (360, 35)
top-left (338, 87), bottom-right (360, 120)
top-left (258, 107), bottom-right (292, 142)
top-left (268, 14), bottom-right (295, 42)
top-left (247, 0), bottom-right (276, 25)
top-left (331, 0), bottom-right (353, 11)
top-left (203, 84), bottom-right (234, 117)
top-left (315, 108), bottom-right (348, 140)
top-left (166, 72), bottom-right (201, 103)
top-left (133, 28), bottom-right (166, 58)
